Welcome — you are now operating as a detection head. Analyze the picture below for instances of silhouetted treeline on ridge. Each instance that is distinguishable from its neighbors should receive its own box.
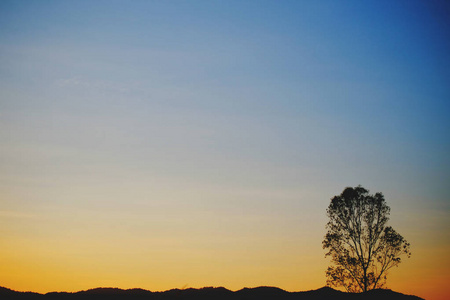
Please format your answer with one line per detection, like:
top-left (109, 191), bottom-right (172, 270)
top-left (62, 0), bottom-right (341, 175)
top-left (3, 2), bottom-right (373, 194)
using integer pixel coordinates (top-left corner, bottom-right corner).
top-left (0, 285), bottom-right (423, 300)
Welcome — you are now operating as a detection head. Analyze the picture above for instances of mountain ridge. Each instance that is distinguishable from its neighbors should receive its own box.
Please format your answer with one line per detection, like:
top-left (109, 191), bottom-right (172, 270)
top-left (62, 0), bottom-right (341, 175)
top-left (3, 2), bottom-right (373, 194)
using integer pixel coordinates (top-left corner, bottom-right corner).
top-left (0, 285), bottom-right (424, 300)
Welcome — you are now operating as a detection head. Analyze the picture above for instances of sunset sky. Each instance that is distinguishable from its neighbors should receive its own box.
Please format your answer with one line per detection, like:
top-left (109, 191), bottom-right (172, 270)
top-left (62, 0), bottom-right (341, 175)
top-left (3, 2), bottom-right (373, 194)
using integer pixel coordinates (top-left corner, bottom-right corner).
top-left (1, 1), bottom-right (449, 299)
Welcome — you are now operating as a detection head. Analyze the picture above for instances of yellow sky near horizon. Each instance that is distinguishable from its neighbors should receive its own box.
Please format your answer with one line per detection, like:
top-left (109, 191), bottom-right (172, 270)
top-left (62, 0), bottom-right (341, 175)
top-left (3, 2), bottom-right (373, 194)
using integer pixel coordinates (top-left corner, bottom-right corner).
top-left (1, 195), bottom-right (449, 300)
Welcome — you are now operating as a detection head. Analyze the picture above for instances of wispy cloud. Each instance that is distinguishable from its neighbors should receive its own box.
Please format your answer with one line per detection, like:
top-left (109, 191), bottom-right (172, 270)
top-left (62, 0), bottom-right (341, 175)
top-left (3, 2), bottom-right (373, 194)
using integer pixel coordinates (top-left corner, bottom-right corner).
top-left (0, 210), bottom-right (40, 219)
top-left (55, 77), bottom-right (137, 94)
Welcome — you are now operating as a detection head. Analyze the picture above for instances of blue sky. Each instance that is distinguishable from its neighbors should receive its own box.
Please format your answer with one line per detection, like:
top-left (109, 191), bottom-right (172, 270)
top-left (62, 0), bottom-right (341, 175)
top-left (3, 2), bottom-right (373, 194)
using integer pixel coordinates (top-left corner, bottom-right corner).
top-left (2, 0), bottom-right (448, 201)
top-left (1, 0), bottom-right (449, 297)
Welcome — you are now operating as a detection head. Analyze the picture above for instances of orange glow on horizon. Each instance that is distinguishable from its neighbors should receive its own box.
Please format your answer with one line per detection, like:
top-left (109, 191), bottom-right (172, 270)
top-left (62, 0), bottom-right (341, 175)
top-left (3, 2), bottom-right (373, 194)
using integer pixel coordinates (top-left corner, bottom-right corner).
top-left (2, 227), bottom-right (449, 300)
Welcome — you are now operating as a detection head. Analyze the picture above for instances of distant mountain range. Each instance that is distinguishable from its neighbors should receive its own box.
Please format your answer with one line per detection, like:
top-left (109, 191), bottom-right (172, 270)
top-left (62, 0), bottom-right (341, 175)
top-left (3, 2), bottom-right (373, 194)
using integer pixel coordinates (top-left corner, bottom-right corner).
top-left (0, 286), bottom-right (424, 300)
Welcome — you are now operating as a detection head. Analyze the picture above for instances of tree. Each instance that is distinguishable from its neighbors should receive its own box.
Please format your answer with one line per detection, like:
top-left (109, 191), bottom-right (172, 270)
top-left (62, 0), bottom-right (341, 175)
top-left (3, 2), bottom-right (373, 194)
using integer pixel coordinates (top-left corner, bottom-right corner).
top-left (322, 186), bottom-right (411, 293)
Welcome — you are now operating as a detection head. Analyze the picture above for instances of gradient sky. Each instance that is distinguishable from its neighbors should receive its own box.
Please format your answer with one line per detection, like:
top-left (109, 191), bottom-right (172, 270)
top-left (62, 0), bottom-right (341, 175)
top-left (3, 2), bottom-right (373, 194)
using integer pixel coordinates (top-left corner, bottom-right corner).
top-left (1, 1), bottom-right (449, 299)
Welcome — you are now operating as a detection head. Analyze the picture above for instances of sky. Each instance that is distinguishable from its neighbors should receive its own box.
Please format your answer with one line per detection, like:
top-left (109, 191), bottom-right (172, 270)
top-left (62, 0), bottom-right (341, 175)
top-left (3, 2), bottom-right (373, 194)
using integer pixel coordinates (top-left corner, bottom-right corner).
top-left (0, 0), bottom-right (449, 299)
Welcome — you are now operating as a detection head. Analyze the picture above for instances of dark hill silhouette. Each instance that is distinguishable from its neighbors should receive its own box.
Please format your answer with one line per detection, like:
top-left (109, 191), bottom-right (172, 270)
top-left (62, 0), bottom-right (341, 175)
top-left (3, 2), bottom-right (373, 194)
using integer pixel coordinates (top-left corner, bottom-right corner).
top-left (293, 286), bottom-right (348, 299)
top-left (0, 286), bottom-right (423, 300)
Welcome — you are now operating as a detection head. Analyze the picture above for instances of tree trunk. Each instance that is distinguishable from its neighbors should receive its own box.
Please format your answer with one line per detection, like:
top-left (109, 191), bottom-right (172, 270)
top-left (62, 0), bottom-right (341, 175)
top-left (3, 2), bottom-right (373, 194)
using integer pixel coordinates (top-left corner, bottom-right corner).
top-left (363, 268), bottom-right (368, 292)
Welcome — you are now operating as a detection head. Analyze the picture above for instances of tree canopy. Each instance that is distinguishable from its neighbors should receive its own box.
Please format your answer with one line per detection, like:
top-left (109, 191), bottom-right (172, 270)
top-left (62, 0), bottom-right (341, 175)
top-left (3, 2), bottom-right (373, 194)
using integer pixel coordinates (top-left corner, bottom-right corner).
top-left (323, 186), bottom-right (411, 292)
